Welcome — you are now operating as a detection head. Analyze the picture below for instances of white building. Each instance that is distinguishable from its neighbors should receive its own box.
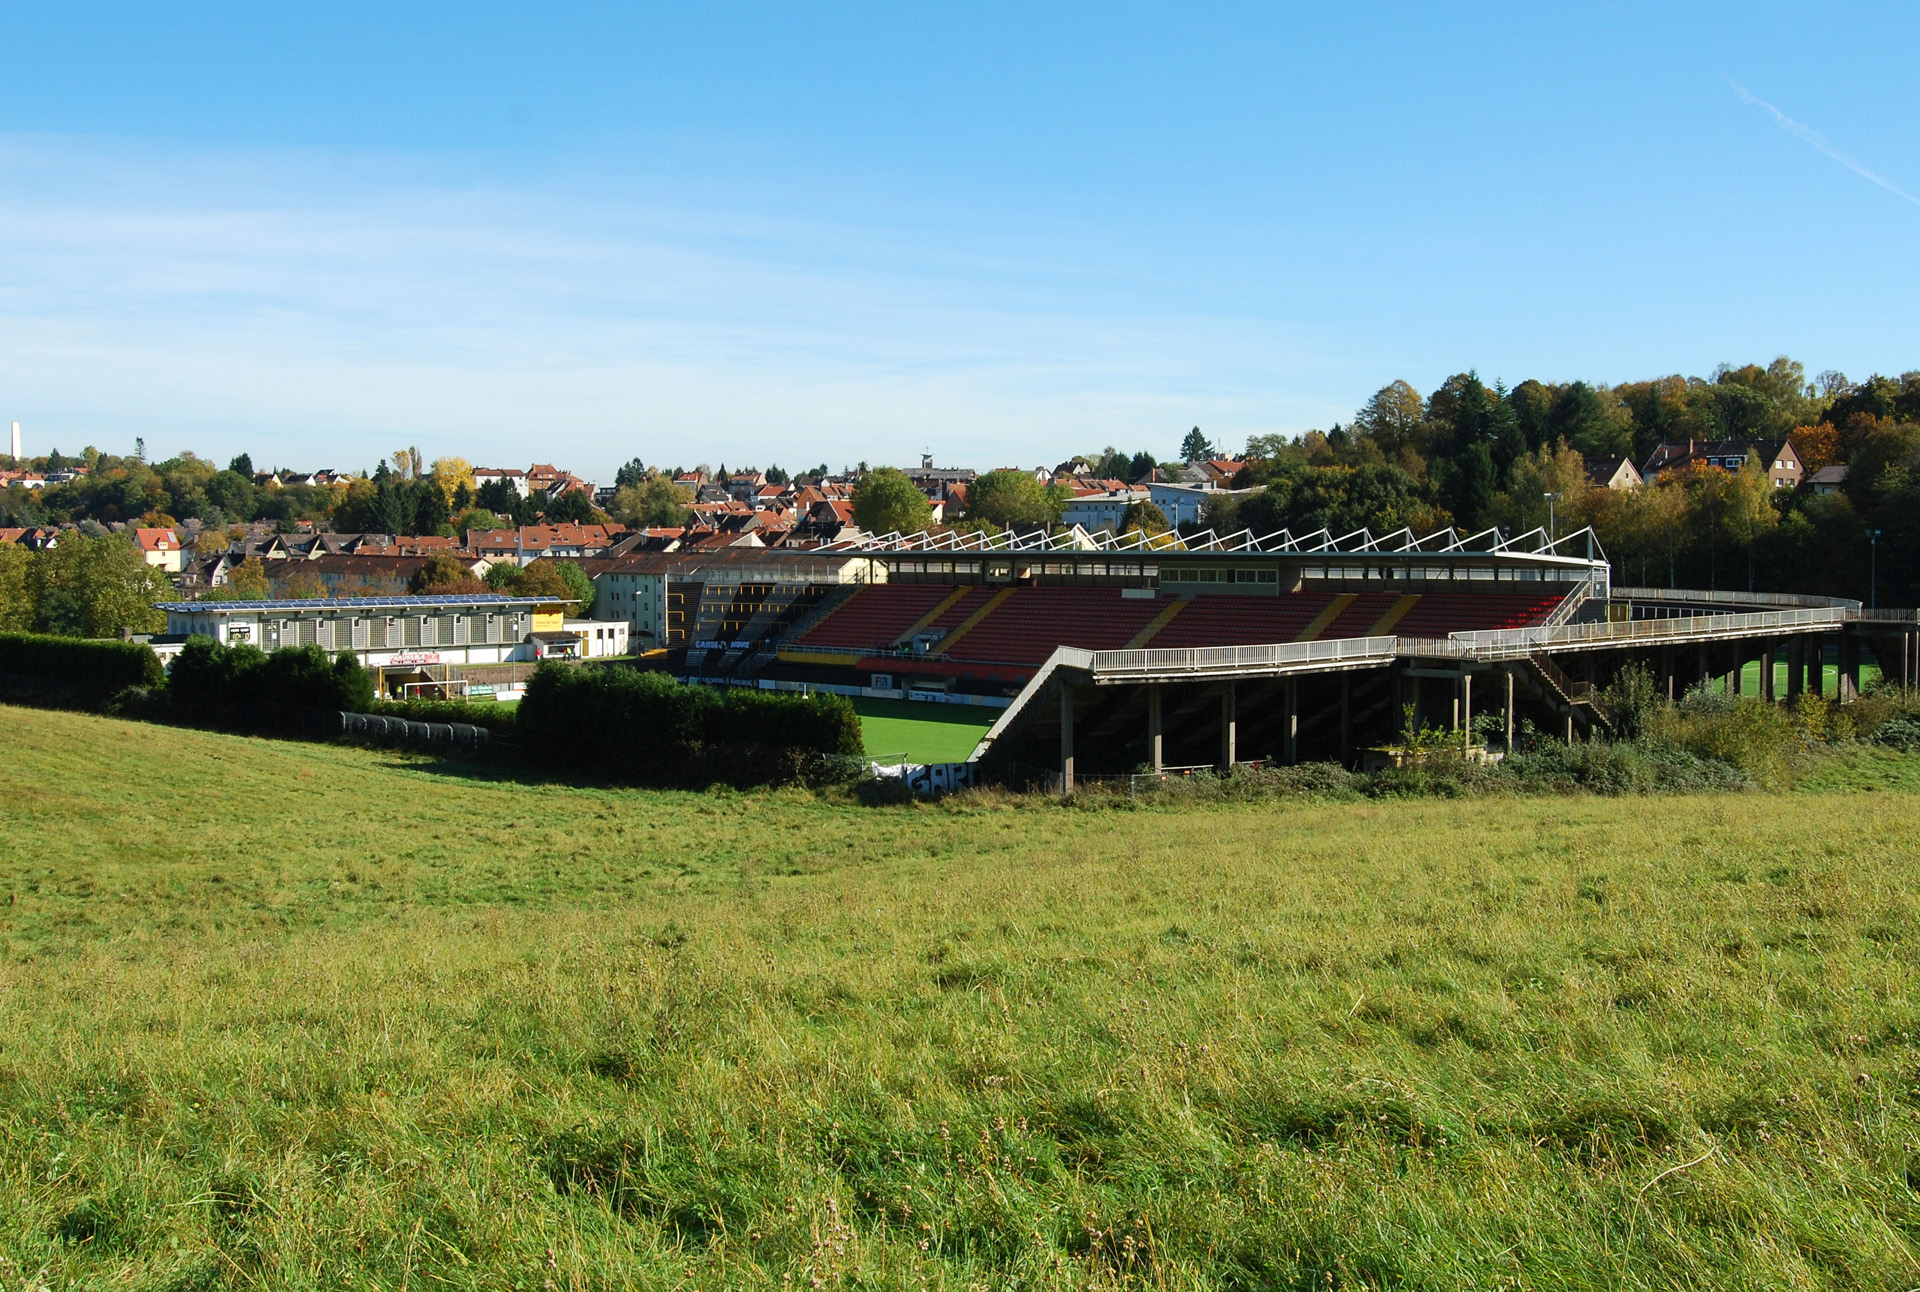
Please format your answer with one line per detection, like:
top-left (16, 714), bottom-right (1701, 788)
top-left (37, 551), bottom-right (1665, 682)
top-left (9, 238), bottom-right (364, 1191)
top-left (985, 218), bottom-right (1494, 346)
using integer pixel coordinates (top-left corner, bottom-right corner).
top-left (152, 593), bottom-right (623, 695)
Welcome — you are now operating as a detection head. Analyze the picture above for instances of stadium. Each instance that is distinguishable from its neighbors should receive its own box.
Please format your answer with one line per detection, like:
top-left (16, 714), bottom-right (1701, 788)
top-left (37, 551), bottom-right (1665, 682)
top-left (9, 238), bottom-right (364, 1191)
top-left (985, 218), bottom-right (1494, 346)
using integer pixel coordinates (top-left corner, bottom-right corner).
top-left (636, 521), bottom-right (1908, 788)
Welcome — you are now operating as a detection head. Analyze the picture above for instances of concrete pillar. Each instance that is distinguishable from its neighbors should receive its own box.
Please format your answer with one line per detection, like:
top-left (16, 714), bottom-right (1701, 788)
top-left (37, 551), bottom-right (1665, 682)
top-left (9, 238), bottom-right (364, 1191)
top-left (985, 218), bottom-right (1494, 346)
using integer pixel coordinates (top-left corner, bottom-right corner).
top-left (1059, 684), bottom-right (1075, 794)
top-left (1285, 679), bottom-right (1299, 765)
top-left (1218, 682), bottom-right (1236, 772)
top-left (1462, 671), bottom-right (1473, 741)
top-left (1839, 634), bottom-right (1860, 703)
top-left (1505, 669), bottom-right (1516, 751)
top-left (1786, 640), bottom-right (1804, 700)
top-left (1339, 674), bottom-right (1353, 762)
top-left (1147, 683), bottom-right (1163, 772)
top-left (1565, 712), bottom-right (1574, 744)
top-left (1759, 640), bottom-right (1775, 702)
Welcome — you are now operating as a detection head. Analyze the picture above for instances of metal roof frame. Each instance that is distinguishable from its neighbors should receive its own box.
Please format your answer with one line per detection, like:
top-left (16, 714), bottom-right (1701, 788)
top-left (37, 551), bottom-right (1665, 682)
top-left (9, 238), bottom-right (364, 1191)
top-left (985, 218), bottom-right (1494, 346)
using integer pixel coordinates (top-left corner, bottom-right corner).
top-left (833, 523), bottom-right (1607, 564)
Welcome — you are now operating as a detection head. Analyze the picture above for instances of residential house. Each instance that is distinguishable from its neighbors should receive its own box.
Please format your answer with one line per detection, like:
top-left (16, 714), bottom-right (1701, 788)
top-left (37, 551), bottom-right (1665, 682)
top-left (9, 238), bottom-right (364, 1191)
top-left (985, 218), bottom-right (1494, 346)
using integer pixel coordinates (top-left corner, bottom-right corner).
top-left (1583, 455), bottom-right (1643, 490)
top-left (134, 527), bottom-right (185, 573)
top-left (1642, 438), bottom-right (1805, 488)
top-left (1809, 464), bottom-right (1848, 495)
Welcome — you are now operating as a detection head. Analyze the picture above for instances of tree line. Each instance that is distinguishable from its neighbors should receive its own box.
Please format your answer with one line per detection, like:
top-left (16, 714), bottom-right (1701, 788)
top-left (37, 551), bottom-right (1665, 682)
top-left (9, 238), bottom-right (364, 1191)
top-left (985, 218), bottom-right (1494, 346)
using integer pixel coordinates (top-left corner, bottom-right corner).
top-left (1204, 360), bottom-right (1920, 606)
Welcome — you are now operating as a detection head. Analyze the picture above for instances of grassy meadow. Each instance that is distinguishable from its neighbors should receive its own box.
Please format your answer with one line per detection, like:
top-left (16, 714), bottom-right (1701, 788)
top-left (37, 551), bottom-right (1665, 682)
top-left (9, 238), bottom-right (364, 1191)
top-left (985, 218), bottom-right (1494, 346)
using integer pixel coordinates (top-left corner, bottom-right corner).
top-left (2, 706), bottom-right (1920, 1289)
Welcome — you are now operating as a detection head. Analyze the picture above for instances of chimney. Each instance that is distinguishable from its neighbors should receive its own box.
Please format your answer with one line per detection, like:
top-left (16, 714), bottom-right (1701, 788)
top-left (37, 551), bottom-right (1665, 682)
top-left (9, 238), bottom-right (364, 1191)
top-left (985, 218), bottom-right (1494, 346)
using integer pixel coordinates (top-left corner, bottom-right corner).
top-left (8, 421), bottom-right (17, 462)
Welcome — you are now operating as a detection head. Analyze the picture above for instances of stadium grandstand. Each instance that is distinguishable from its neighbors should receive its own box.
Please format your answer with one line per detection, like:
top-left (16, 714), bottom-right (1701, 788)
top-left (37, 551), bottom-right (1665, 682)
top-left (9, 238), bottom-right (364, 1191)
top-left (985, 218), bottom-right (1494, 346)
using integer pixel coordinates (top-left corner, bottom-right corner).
top-left (596, 521), bottom-right (1906, 788)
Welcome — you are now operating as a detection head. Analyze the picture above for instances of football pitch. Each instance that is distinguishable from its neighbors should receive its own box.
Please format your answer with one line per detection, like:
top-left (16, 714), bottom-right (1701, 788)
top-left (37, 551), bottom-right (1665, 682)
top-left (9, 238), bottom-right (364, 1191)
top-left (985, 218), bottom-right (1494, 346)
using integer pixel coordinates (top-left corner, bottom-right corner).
top-left (850, 695), bottom-right (998, 763)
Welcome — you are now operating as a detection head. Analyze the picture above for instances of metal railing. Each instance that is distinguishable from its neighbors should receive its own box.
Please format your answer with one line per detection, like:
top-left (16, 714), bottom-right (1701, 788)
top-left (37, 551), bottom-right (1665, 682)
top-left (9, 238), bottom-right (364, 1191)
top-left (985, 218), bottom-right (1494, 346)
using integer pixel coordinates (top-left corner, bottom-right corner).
top-left (1086, 634), bottom-right (1404, 680)
top-left (1612, 585), bottom-right (1861, 612)
top-left (1447, 606), bottom-right (1848, 660)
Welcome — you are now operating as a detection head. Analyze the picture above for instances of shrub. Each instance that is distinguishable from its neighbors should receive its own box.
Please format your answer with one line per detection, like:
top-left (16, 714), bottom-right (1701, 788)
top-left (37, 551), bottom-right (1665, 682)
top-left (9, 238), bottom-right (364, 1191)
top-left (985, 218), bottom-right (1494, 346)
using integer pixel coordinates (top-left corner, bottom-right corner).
top-left (1645, 691), bottom-right (1798, 788)
top-left (166, 637), bottom-right (374, 734)
top-left (0, 631), bottom-right (164, 692)
top-left (518, 665), bottom-right (862, 787)
top-left (1871, 718), bottom-right (1920, 752)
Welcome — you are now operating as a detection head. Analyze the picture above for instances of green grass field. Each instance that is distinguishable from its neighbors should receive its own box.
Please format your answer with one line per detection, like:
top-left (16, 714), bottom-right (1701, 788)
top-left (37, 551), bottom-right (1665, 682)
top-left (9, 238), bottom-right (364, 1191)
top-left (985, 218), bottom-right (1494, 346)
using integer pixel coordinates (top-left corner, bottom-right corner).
top-left (850, 696), bottom-right (997, 763)
top-left (3, 705), bottom-right (1920, 1288)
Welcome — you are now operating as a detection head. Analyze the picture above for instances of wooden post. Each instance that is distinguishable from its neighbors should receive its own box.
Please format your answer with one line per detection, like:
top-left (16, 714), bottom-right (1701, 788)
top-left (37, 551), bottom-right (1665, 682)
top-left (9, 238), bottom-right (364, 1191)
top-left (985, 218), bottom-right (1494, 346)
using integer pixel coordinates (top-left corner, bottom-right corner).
top-left (1218, 682), bottom-right (1236, 771)
top-left (1147, 683), bottom-right (1163, 772)
top-left (1059, 684), bottom-right (1075, 794)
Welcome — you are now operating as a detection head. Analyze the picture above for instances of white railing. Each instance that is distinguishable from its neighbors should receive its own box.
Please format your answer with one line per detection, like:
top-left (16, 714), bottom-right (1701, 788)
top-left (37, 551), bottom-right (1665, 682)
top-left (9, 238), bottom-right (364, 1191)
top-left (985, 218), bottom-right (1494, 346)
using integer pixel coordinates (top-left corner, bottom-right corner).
top-left (1612, 585), bottom-right (1861, 612)
top-left (1087, 634), bottom-right (1406, 678)
top-left (1448, 606), bottom-right (1848, 660)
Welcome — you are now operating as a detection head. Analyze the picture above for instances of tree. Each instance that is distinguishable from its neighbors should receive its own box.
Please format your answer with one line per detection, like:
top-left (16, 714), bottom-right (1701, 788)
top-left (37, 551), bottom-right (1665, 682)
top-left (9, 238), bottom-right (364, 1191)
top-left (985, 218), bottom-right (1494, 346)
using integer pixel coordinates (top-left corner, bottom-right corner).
top-left (204, 558), bottom-right (270, 602)
top-left (1549, 381), bottom-right (1632, 457)
top-left (850, 467), bottom-right (932, 536)
top-left (613, 457), bottom-right (649, 489)
top-left (541, 489), bottom-right (603, 525)
top-left (228, 452), bottom-right (253, 477)
top-left (1179, 427), bottom-right (1215, 462)
top-left (454, 507), bottom-right (506, 538)
top-left (1128, 450), bottom-right (1157, 482)
top-left (1118, 500), bottom-right (1171, 537)
top-left (0, 543), bottom-right (35, 632)
top-left (510, 559), bottom-right (593, 612)
top-left (428, 456), bottom-right (473, 505)
top-left (413, 478), bottom-right (453, 535)
top-left (611, 478), bottom-right (693, 527)
top-left (965, 470), bottom-right (1064, 527)
top-left (1352, 381), bottom-right (1426, 458)
top-left (409, 552), bottom-right (487, 595)
top-left (484, 561), bottom-right (520, 591)
top-left (474, 476), bottom-right (525, 517)
top-left (30, 534), bottom-right (170, 637)
top-left (284, 571), bottom-right (327, 599)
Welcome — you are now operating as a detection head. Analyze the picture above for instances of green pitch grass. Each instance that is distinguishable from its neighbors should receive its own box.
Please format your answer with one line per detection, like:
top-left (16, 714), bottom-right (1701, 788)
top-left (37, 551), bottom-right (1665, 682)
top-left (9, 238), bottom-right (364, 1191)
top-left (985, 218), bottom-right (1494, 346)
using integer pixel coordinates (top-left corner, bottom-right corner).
top-left (2, 705), bottom-right (1919, 1288)
top-left (850, 695), bottom-right (997, 763)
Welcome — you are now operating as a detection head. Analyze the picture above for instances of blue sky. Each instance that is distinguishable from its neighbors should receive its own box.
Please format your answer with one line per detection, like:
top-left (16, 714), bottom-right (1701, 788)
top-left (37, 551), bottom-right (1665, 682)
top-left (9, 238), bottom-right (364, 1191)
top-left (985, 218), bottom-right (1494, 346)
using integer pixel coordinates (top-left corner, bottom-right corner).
top-left (0, 2), bottom-right (1915, 479)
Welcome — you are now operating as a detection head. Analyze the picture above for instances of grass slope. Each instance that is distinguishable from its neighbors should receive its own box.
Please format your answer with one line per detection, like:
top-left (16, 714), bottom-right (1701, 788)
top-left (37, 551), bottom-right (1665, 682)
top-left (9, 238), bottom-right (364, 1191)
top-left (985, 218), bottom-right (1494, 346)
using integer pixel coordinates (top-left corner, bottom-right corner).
top-left (851, 696), bottom-right (996, 763)
top-left (1, 706), bottom-right (1918, 1289)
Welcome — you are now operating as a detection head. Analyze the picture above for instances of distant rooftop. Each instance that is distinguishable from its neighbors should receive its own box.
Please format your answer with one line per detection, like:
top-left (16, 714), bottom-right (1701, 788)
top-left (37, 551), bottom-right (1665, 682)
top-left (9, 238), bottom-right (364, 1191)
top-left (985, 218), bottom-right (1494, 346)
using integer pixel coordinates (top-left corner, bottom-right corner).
top-left (155, 594), bottom-right (569, 612)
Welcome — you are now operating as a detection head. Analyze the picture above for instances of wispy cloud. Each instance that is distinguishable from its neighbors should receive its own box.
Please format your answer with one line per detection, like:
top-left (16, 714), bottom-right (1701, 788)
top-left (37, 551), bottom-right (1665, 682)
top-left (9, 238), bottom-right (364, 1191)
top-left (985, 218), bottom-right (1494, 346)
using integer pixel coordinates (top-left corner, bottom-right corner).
top-left (1729, 80), bottom-right (1920, 209)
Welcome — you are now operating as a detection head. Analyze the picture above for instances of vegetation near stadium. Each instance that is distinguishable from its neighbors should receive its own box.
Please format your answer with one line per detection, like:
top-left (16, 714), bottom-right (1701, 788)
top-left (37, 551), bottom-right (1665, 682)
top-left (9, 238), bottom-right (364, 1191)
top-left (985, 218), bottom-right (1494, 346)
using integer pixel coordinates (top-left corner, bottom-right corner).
top-left (3, 705), bottom-right (1919, 1288)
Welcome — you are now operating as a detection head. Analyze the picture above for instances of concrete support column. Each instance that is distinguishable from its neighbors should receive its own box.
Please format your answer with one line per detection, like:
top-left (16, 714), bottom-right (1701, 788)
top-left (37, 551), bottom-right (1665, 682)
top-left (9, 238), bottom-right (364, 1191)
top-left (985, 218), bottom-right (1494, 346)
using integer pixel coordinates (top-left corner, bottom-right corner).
top-left (1218, 683), bottom-right (1236, 772)
top-left (1147, 683), bottom-right (1163, 772)
top-left (1285, 679), bottom-right (1299, 765)
top-left (1059, 684), bottom-right (1075, 794)
top-left (1786, 640), bottom-right (1804, 700)
top-left (1505, 669), bottom-right (1516, 751)
top-left (1339, 674), bottom-right (1353, 763)
top-left (1759, 639), bottom-right (1775, 702)
top-left (1462, 671), bottom-right (1473, 740)
top-left (1839, 634), bottom-right (1860, 703)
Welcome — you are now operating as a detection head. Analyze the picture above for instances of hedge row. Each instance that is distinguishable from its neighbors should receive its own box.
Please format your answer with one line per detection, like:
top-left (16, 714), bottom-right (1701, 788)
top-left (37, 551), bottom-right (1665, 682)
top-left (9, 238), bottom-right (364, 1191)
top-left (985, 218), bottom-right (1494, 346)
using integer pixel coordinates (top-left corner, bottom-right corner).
top-left (167, 638), bottom-right (375, 734)
top-left (517, 664), bottom-right (862, 787)
top-left (0, 632), bottom-right (164, 692)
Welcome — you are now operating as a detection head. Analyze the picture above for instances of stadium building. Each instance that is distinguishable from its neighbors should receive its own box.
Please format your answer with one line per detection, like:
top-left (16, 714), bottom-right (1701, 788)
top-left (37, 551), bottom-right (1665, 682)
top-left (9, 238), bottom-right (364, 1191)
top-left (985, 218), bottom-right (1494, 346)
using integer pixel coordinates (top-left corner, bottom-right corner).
top-left (602, 521), bottom-right (1909, 788)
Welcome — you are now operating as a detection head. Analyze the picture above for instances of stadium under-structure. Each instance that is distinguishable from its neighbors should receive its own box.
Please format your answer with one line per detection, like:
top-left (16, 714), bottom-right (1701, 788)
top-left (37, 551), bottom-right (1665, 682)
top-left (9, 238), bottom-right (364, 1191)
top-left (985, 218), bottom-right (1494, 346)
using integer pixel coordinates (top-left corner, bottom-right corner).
top-left (646, 523), bottom-right (1914, 788)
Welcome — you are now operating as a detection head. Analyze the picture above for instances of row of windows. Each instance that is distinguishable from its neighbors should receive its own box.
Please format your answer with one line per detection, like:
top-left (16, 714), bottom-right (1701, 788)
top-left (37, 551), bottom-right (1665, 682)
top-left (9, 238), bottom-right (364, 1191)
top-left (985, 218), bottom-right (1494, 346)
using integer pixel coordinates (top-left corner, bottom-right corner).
top-left (1161, 567), bottom-right (1280, 584)
top-left (227, 613), bottom-right (528, 650)
top-left (1299, 565), bottom-right (1586, 582)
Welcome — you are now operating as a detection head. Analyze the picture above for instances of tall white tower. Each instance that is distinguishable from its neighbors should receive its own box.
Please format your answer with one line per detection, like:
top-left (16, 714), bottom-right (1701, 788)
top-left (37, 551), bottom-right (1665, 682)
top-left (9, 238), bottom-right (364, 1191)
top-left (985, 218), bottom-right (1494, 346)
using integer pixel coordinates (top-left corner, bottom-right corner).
top-left (8, 422), bottom-right (17, 462)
